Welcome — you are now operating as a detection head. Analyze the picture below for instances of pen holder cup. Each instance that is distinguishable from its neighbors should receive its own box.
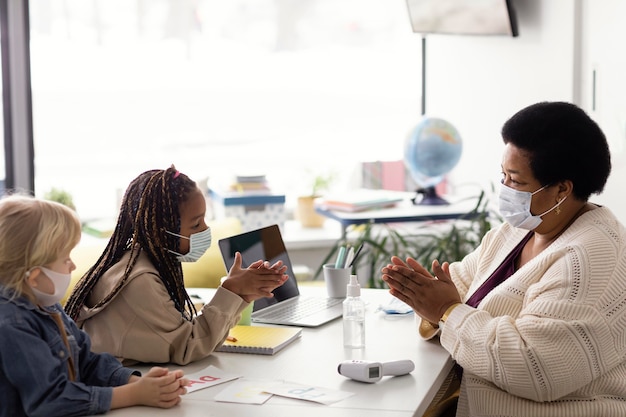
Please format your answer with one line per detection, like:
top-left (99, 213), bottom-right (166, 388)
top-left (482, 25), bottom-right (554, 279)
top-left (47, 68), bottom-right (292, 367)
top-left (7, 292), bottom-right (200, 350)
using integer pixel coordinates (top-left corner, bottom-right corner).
top-left (323, 264), bottom-right (350, 298)
top-left (238, 302), bottom-right (253, 325)
top-left (223, 274), bottom-right (254, 325)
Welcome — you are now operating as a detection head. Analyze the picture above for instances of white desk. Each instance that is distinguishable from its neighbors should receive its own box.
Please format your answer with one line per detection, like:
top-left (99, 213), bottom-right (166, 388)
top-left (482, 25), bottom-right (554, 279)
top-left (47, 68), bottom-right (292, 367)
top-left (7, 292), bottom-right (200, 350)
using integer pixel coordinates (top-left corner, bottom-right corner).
top-left (316, 194), bottom-right (482, 239)
top-left (316, 195), bottom-right (480, 227)
top-left (108, 287), bottom-right (452, 417)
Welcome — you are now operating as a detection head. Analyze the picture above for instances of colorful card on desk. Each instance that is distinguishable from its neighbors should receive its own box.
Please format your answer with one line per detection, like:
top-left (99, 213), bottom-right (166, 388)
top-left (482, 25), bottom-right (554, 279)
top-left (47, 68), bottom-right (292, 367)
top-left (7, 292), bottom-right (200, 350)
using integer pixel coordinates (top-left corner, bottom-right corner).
top-left (215, 378), bottom-right (284, 404)
top-left (264, 382), bottom-right (355, 405)
top-left (185, 365), bottom-right (240, 394)
top-left (216, 325), bottom-right (303, 355)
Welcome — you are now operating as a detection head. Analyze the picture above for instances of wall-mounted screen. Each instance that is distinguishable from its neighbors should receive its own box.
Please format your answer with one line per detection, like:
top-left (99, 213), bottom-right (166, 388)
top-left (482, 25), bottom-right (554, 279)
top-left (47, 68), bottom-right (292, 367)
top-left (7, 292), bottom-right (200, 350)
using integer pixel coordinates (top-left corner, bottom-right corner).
top-left (406, 0), bottom-right (518, 37)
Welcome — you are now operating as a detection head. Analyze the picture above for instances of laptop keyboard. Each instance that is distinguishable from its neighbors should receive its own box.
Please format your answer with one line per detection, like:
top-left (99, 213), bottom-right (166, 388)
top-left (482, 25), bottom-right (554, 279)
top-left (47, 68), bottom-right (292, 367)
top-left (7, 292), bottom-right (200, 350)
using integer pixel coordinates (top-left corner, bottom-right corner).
top-left (253, 296), bottom-right (343, 322)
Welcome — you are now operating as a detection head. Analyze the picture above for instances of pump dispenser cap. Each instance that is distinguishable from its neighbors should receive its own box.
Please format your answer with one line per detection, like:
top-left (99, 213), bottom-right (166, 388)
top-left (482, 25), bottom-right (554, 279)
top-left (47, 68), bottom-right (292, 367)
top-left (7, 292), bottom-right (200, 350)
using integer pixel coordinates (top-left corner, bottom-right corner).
top-left (347, 274), bottom-right (361, 297)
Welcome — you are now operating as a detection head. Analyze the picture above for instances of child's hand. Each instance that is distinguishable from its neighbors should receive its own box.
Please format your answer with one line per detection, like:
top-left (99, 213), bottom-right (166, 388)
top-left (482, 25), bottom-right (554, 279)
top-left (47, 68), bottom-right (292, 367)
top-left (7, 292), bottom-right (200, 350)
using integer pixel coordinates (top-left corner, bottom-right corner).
top-left (222, 252), bottom-right (289, 302)
top-left (111, 367), bottom-right (188, 410)
top-left (134, 367), bottom-right (188, 408)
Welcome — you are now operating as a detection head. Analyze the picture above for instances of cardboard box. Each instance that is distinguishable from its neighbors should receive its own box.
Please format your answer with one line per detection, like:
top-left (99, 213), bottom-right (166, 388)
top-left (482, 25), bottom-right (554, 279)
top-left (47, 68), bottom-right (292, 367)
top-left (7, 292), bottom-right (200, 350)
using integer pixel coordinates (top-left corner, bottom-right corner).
top-left (209, 189), bottom-right (286, 233)
top-left (361, 159), bottom-right (448, 196)
top-left (361, 160), bottom-right (418, 191)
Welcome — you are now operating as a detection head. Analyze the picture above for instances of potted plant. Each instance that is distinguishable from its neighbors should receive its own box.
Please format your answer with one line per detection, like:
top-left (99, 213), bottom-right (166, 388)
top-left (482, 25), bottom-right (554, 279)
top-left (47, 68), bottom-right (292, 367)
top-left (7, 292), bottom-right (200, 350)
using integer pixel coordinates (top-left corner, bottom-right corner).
top-left (315, 186), bottom-right (499, 288)
top-left (295, 171), bottom-right (336, 228)
top-left (44, 187), bottom-right (76, 211)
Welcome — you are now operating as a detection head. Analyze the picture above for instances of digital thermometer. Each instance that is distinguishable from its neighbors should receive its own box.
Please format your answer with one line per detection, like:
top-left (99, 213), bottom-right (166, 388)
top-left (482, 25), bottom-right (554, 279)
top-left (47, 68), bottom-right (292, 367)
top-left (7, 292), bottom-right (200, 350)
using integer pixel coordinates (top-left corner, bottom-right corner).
top-left (337, 359), bottom-right (415, 383)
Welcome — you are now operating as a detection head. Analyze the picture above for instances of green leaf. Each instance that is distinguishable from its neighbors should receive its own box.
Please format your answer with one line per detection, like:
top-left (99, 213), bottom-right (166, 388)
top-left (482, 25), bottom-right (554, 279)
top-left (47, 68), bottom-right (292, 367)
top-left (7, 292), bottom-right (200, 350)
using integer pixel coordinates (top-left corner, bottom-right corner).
top-left (316, 185), bottom-right (499, 287)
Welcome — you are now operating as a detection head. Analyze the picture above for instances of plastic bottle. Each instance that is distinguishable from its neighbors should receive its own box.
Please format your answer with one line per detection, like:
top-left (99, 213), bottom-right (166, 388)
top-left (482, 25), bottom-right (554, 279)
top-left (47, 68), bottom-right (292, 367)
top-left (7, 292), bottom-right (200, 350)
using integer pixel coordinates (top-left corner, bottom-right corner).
top-left (343, 274), bottom-right (365, 348)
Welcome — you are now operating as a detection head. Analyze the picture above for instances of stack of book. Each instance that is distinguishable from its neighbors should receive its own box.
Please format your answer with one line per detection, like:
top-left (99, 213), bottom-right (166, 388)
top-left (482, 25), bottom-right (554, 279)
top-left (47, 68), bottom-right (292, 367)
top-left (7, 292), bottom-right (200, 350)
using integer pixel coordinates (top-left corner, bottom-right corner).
top-left (316, 189), bottom-right (405, 213)
top-left (209, 174), bottom-right (286, 232)
top-left (229, 175), bottom-right (271, 193)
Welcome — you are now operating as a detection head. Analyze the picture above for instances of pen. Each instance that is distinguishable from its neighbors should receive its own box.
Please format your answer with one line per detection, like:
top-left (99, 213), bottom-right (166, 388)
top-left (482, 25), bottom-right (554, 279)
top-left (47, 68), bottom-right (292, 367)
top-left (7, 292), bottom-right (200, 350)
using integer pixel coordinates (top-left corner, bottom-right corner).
top-left (348, 244), bottom-right (364, 268)
top-left (226, 336), bottom-right (238, 343)
top-left (343, 246), bottom-right (355, 269)
top-left (335, 246), bottom-right (347, 269)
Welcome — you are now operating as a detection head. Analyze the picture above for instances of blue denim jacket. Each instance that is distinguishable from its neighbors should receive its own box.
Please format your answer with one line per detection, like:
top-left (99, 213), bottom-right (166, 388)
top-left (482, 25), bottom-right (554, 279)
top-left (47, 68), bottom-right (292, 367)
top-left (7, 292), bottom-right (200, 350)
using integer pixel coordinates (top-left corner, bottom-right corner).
top-left (0, 286), bottom-right (139, 417)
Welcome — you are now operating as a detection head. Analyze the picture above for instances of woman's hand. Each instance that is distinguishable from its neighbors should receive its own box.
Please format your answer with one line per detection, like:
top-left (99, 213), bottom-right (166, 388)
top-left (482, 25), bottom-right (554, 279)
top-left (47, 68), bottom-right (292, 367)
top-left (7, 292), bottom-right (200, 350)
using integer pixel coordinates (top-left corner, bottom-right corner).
top-left (222, 252), bottom-right (289, 302)
top-left (381, 256), bottom-right (461, 324)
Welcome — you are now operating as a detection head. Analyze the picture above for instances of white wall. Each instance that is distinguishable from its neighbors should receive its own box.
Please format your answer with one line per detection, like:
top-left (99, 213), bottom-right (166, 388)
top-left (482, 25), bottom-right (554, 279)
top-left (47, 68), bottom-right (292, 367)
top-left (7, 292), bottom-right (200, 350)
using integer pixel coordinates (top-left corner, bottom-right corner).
top-left (580, 0), bottom-right (626, 223)
top-left (419, 0), bottom-right (626, 224)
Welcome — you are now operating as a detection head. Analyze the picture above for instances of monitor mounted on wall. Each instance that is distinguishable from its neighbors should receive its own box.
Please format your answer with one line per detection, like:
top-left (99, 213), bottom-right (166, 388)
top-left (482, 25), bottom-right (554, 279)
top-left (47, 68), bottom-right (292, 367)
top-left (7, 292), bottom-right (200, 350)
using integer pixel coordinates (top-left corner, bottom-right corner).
top-left (406, 0), bottom-right (518, 37)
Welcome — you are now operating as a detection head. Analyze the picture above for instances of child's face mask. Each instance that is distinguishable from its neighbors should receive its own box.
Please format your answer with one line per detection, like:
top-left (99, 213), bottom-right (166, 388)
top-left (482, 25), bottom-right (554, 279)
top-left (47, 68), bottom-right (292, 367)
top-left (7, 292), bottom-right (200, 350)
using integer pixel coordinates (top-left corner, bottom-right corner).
top-left (27, 267), bottom-right (71, 306)
top-left (166, 227), bottom-right (212, 262)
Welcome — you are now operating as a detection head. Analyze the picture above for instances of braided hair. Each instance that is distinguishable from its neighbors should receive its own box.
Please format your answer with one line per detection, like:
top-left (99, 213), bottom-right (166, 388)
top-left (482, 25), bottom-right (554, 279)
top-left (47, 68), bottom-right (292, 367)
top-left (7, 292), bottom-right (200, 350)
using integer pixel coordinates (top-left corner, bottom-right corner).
top-left (65, 166), bottom-right (198, 321)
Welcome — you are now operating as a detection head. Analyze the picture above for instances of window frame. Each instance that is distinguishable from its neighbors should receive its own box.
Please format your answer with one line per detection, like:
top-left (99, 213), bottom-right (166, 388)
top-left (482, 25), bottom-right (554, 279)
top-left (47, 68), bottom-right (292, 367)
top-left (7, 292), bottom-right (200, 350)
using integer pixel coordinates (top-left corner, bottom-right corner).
top-left (0, 0), bottom-right (34, 194)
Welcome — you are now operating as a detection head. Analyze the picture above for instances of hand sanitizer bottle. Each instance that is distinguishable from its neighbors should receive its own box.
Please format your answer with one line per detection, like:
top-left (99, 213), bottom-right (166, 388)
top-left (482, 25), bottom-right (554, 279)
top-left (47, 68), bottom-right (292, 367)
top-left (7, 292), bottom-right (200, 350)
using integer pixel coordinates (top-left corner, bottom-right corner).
top-left (343, 274), bottom-right (365, 348)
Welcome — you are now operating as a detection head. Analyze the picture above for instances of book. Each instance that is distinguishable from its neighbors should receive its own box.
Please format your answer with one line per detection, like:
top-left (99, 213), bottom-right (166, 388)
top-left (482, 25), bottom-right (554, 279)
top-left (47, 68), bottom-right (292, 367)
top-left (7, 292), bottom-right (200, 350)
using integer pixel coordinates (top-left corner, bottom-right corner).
top-left (316, 189), bottom-right (404, 213)
top-left (229, 182), bottom-right (271, 192)
top-left (227, 174), bottom-right (271, 192)
top-left (236, 174), bottom-right (266, 183)
top-left (216, 325), bottom-right (302, 355)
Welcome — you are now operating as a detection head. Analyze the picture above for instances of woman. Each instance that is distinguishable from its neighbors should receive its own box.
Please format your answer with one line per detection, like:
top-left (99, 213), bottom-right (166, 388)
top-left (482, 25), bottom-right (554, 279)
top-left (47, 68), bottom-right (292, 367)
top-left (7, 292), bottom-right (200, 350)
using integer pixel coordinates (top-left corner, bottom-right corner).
top-left (65, 166), bottom-right (288, 365)
top-left (383, 102), bottom-right (626, 416)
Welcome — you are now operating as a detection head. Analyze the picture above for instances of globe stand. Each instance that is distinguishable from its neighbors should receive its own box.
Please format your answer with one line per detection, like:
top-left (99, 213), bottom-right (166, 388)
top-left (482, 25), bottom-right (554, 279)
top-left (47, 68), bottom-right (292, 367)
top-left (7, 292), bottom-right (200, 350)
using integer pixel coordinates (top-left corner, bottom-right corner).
top-left (411, 186), bottom-right (449, 206)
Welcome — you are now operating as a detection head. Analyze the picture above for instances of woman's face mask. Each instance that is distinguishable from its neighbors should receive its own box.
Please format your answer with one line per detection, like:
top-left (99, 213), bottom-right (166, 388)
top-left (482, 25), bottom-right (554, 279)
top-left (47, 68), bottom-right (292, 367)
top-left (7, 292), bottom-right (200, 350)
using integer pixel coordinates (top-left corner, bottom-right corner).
top-left (498, 183), bottom-right (566, 230)
top-left (166, 227), bottom-right (212, 262)
top-left (27, 266), bottom-right (72, 307)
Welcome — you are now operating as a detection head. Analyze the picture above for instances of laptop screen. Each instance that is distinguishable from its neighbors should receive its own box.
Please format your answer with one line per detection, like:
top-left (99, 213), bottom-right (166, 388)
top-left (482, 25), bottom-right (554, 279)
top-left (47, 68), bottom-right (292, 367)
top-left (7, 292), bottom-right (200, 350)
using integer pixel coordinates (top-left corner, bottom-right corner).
top-left (218, 224), bottom-right (300, 311)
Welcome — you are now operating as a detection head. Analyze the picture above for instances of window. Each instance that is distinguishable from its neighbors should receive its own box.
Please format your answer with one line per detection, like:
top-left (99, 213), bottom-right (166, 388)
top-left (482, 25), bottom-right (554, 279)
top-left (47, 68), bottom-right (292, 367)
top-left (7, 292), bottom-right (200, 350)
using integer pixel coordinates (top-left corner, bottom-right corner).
top-left (29, 0), bottom-right (422, 219)
top-left (0, 13), bottom-right (4, 192)
top-left (2, 0), bottom-right (34, 194)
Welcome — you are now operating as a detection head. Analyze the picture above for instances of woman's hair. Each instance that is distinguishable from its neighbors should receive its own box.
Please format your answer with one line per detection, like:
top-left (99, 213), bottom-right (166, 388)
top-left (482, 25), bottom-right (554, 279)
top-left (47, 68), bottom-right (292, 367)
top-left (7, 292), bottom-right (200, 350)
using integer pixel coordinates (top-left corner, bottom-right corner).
top-left (0, 194), bottom-right (81, 302)
top-left (65, 166), bottom-right (199, 320)
top-left (501, 101), bottom-right (611, 201)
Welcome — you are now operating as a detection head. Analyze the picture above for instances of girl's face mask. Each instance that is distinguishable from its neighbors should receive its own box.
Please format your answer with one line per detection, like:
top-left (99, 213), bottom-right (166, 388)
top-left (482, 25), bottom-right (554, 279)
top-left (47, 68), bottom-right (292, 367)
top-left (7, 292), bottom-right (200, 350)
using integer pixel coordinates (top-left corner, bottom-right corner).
top-left (166, 227), bottom-right (212, 262)
top-left (27, 266), bottom-right (72, 307)
top-left (498, 183), bottom-right (566, 230)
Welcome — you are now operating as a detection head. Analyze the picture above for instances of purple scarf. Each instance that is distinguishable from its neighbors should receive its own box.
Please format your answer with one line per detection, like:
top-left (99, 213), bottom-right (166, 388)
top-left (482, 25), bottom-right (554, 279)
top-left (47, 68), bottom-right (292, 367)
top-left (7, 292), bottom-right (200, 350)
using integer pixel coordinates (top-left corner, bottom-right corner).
top-left (465, 232), bottom-right (533, 308)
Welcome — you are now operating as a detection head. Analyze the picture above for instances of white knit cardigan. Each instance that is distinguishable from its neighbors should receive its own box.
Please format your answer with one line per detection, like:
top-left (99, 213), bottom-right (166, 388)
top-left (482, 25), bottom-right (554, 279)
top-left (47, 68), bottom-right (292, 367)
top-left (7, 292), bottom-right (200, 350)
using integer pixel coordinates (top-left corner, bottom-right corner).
top-left (436, 206), bottom-right (626, 416)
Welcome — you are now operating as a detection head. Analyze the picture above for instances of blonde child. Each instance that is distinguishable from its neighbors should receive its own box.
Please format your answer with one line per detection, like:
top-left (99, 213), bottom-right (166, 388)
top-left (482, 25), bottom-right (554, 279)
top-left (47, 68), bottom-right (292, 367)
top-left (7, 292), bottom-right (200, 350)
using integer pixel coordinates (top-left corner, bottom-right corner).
top-left (0, 195), bottom-right (188, 417)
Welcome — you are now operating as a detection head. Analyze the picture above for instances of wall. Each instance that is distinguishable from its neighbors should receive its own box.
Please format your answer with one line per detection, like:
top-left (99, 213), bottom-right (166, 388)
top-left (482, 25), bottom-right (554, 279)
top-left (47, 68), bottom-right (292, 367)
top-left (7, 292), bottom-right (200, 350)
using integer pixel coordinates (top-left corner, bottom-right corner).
top-left (297, 0), bottom-right (626, 277)
top-left (580, 0), bottom-right (626, 223)
top-left (425, 0), bottom-right (575, 191)
top-left (420, 0), bottom-right (626, 224)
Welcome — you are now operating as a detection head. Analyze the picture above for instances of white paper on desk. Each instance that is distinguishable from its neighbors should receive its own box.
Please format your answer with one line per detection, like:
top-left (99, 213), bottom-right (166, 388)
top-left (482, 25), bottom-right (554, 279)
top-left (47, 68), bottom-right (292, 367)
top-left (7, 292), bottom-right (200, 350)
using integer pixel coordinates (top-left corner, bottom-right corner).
top-left (379, 296), bottom-right (413, 315)
top-left (264, 382), bottom-right (354, 405)
top-left (214, 378), bottom-right (283, 404)
top-left (185, 365), bottom-right (240, 394)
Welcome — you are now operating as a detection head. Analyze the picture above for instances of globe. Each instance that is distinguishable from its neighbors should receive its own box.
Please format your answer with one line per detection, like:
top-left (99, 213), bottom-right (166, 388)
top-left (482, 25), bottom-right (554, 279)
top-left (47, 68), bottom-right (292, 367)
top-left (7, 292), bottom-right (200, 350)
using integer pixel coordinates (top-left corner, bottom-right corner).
top-left (404, 117), bottom-right (463, 205)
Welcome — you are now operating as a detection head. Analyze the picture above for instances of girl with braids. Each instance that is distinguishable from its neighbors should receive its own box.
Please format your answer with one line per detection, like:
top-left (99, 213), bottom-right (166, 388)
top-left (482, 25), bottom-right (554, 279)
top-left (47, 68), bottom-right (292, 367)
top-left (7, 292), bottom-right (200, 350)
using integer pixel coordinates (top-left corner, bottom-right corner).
top-left (0, 195), bottom-right (189, 417)
top-left (65, 166), bottom-right (288, 365)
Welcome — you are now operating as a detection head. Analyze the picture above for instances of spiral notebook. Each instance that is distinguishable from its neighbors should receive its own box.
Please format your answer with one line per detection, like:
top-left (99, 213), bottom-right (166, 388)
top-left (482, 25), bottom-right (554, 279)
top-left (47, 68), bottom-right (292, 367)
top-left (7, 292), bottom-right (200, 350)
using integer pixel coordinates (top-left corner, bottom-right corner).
top-left (216, 325), bottom-right (302, 355)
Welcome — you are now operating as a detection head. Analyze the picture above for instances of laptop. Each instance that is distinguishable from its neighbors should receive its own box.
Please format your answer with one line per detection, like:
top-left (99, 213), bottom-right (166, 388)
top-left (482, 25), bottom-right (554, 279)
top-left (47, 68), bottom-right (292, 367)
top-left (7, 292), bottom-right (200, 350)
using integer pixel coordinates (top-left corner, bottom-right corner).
top-left (218, 224), bottom-right (344, 327)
